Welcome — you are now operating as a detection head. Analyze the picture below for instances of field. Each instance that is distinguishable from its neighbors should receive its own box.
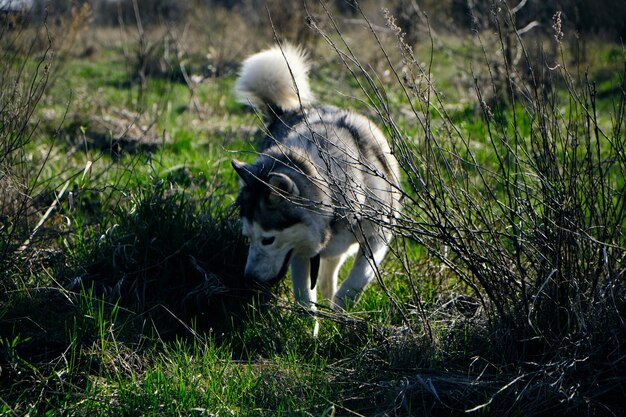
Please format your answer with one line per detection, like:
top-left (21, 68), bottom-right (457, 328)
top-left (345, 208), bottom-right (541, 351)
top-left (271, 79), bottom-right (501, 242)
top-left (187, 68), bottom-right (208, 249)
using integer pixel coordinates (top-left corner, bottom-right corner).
top-left (1, 2), bottom-right (625, 416)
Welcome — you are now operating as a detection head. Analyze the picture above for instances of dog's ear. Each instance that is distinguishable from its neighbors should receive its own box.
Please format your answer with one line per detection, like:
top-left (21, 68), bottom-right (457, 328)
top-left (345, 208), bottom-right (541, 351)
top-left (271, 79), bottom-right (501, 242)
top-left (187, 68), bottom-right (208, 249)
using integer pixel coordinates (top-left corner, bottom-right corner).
top-left (267, 172), bottom-right (300, 198)
top-left (231, 160), bottom-right (255, 186)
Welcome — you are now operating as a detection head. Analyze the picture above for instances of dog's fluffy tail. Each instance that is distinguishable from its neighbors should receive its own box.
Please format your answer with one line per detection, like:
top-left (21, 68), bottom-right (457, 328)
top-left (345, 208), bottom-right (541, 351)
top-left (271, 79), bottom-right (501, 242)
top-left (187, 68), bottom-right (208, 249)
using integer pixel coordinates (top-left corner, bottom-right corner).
top-left (235, 44), bottom-right (315, 115)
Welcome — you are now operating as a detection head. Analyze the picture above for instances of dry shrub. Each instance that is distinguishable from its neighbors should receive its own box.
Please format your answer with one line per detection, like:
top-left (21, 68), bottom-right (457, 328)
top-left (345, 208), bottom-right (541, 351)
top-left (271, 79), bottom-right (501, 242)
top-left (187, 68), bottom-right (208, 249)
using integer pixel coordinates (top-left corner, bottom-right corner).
top-left (0, 14), bottom-right (55, 275)
top-left (306, 3), bottom-right (625, 414)
top-left (238, 0), bottom-right (323, 47)
top-left (50, 3), bottom-right (93, 59)
top-left (183, 4), bottom-right (257, 76)
top-left (0, 4), bottom-right (92, 278)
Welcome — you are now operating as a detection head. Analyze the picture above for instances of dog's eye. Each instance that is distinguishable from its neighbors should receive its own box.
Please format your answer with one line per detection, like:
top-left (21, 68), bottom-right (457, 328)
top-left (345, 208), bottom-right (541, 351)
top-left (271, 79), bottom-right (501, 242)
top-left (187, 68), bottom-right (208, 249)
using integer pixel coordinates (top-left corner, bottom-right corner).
top-left (261, 236), bottom-right (275, 246)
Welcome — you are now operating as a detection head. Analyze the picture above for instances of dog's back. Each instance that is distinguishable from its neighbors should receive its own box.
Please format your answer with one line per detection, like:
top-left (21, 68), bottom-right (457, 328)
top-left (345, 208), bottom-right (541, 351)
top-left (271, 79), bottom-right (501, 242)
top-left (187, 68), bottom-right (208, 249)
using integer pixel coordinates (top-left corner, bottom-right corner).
top-left (235, 44), bottom-right (400, 216)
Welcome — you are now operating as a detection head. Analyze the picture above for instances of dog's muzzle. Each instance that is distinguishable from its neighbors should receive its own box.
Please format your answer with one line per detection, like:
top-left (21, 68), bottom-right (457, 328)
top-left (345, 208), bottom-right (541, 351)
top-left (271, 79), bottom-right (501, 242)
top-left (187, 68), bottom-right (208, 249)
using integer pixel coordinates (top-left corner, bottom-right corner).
top-left (246, 249), bottom-right (293, 287)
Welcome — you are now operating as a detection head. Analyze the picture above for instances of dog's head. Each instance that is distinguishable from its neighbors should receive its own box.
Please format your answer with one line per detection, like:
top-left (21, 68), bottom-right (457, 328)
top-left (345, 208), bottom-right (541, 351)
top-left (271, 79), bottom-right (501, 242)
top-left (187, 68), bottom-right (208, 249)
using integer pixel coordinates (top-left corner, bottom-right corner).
top-left (232, 159), bottom-right (328, 285)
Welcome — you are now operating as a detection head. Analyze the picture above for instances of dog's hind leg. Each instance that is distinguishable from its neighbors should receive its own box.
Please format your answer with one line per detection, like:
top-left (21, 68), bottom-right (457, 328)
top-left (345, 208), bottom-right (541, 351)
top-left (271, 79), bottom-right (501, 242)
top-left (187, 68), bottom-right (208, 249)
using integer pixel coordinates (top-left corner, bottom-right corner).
top-left (332, 235), bottom-right (389, 311)
top-left (317, 254), bottom-right (347, 303)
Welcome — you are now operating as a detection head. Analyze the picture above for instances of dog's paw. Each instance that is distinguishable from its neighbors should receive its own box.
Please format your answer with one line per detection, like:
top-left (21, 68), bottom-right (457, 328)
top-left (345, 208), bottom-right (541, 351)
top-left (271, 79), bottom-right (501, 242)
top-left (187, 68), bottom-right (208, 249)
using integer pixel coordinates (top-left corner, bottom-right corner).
top-left (331, 286), bottom-right (362, 312)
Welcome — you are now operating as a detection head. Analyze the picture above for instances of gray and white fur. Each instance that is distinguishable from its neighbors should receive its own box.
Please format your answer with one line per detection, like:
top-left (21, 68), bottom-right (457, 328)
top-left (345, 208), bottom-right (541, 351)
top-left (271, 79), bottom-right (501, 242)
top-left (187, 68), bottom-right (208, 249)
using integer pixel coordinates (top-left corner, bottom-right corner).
top-left (232, 44), bottom-right (401, 316)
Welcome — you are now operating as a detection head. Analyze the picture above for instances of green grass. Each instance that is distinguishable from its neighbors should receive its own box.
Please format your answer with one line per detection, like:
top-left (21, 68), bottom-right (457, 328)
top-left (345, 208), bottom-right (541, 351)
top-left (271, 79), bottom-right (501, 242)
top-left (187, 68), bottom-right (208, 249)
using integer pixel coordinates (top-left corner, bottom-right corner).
top-left (1, 14), bottom-right (625, 417)
top-left (68, 336), bottom-right (333, 416)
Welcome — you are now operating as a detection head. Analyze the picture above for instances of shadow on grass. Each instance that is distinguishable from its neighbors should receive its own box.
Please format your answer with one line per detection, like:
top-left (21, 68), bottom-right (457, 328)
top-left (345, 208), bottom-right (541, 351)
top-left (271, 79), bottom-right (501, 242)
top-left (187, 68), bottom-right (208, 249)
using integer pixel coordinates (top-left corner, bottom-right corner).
top-left (0, 181), bottom-right (272, 388)
top-left (68, 180), bottom-right (274, 339)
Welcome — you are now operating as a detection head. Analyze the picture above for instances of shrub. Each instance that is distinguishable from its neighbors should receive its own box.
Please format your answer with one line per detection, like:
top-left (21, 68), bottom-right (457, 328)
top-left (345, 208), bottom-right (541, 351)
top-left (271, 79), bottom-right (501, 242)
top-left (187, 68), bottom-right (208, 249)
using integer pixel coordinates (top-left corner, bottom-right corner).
top-left (309, 2), bottom-right (625, 414)
top-left (0, 14), bottom-right (54, 277)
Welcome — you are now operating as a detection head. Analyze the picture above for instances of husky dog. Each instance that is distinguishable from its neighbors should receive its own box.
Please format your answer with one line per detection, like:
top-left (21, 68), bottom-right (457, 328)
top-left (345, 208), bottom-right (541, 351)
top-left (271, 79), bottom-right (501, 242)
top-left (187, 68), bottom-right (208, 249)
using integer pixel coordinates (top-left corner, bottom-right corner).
top-left (231, 44), bottom-right (400, 312)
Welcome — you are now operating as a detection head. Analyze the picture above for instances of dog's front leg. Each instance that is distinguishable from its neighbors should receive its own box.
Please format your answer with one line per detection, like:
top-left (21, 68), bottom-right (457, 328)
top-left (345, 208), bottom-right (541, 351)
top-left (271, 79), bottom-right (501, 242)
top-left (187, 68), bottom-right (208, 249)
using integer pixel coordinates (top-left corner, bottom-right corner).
top-left (290, 256), bottom-right (317, 305)
top-left (290, 256), bottom-right (319, 336)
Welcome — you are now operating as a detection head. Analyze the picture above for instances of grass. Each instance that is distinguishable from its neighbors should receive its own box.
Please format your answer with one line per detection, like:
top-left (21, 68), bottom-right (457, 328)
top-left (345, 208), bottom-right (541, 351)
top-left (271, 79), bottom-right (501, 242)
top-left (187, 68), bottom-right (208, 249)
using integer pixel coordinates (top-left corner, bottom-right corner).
top-left (1, 4), bottom-right (625, 416)
top-left (63, 332), bottom-right (333, 416)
